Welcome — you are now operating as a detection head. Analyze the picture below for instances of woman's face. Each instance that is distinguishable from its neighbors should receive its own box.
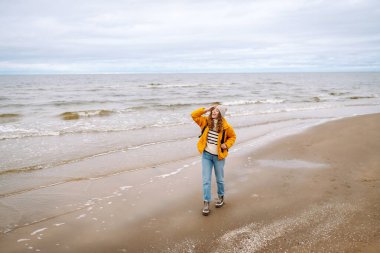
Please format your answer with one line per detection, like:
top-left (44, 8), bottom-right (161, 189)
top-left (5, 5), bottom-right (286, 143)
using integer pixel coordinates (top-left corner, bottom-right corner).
top-left (211, 107), bottom-right (220, 119)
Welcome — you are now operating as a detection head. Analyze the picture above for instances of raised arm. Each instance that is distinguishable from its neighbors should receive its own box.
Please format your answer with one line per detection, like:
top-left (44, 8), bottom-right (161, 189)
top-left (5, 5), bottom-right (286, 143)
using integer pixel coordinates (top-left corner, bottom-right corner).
top-left (191, 106), bottom-right (214, 128)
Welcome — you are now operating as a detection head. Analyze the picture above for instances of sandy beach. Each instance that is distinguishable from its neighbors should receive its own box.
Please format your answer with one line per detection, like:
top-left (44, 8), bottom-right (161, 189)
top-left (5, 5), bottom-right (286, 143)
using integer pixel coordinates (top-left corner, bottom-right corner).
top-left (1, 112), bottom-right (379, 252)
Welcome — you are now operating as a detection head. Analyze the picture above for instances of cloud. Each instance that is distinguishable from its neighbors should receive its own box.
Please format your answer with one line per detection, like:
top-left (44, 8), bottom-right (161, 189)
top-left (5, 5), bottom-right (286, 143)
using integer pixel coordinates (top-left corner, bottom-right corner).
top-left (0, 0), bottom-right (379, 73)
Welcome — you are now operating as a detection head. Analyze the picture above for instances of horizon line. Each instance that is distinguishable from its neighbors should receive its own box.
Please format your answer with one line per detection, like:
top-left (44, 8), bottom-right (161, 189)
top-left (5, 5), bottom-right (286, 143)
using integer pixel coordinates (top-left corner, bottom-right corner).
top-left (1, 70), bottom-right (380, 76)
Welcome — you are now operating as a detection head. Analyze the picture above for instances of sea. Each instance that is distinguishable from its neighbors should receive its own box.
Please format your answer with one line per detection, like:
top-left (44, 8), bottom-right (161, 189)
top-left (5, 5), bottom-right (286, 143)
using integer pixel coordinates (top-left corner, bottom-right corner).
top-left (1, 72), bottom-right (380, 204)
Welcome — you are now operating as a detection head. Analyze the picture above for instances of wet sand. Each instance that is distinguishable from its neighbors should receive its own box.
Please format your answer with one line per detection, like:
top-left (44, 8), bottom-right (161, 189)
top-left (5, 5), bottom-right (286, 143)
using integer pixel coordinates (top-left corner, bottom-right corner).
top-left (1, 113), bottom-right (379, 252)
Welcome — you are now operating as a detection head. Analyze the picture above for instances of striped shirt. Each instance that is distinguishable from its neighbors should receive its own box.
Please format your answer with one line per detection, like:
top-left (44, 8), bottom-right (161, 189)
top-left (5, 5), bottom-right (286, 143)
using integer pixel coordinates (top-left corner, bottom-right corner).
top-left (205, 128), bottom-right (219, 155)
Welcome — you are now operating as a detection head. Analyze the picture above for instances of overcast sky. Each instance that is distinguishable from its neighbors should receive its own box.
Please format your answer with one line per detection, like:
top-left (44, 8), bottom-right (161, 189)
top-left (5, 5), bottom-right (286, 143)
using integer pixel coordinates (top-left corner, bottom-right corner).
top-left (0, 0), bottom-right (379, 74)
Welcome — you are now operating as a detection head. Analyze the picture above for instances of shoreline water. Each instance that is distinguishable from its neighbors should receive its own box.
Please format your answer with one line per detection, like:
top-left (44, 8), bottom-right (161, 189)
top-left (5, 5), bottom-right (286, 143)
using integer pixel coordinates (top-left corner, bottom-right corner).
top-left (1, 73), bottom-right (380, 179)
top-left (1, 104), bottom-right (379, 198)
top-left (0, 104), bottom-right (376, 196)
top-left (0, 112), bottom-right (379, 252)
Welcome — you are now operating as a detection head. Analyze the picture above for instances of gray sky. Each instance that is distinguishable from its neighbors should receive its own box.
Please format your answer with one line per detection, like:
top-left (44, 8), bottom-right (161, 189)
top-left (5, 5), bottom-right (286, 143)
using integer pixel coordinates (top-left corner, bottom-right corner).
top-left (0, 0), bottom-right (379, 74)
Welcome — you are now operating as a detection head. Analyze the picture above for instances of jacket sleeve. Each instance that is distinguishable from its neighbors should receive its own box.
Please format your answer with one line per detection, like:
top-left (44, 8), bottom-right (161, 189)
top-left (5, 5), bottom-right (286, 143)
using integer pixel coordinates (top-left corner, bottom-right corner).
top-left (225, 126), bottom-right (236, 149)
top-left (191, 107), bottom-right (207, 128)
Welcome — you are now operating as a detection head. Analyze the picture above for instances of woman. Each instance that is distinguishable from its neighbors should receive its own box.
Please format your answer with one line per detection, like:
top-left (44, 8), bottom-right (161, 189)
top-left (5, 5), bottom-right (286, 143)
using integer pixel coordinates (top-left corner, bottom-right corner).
top-left (191, 105), bottom-right (236, 216)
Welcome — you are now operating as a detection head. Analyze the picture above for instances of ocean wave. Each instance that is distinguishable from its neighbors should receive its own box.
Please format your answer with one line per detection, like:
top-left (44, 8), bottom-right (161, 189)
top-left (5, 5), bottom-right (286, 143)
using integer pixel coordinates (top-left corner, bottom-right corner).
top-left (329, 92), bottom-right (350, 96)
top-left (0, 113), bottom-right (22, 123)
top-left (124, 102), bottom-right (206, 111)
top-left (53, 100), bottom-right (111, 106)
top-left (0, 164), bottom-right (44, 176)
top-left (60, 110), bottom-right (114, 120)
top-left (0, 125), bottom-right (60, 140)
top-left (348, 96), bottom-right (376, 100)
top-left (0, 113), bottom-right (21, 118)
top-left (0, 103), bottom-right (27, 108)
top-left (144, 83), bottom-right (206, 89)
top-left (255, 81), bottom-right (284, 85)
top-left (223, 99), bottom-right (285, 106)
top-left (230, 104), bottom-right (336, 117)
top-left (124, 105), bottom-right (147, 111)
top-left (0, 121), bottom-right (189, 140)
top-left (155, 102), bottom-right (205, 109)
top-left (348, 102), bottom-right (380, 107)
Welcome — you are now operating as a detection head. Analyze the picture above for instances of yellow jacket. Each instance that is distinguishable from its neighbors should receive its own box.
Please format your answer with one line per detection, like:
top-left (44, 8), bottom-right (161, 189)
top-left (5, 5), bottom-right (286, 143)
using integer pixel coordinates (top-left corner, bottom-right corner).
top-left (191, 107), bottom-right (236, 160)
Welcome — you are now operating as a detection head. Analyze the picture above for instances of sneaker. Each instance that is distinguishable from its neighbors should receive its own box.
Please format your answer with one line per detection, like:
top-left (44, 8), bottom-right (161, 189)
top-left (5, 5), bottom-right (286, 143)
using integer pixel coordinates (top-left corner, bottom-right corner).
top-left (202, 201), bottom-right (210, 216)
top-left (215, 196), bottom-right (224, 208)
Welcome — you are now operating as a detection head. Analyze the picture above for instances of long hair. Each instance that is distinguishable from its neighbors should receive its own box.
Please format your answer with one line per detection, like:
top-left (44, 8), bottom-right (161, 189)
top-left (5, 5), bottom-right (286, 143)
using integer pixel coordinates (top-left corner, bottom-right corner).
top-left (207, 109), bottom-right (223, 133)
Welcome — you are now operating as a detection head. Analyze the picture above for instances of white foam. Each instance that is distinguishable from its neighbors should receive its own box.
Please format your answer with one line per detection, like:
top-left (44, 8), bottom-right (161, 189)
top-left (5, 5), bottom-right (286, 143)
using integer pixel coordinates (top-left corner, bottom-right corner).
top-left (89, 176), bottom-right (103, 180)
top-left (157, 167), bottom-right (183, 179)
top-left (76, 214), bottom-right (86, 219)
top-left (85, 200), bottom-right (95, 206)
top-left (31, 228), bottom-right (47, 236)
top-left (157, 164), bottom-right (189, 178)
top-left (54, 223), bottom-right (65, 227)
top-left (166, 238), bottom-right (197, 253)
top-left (212, 202), bottom-right (357, 253)
top-left (17, 239), bottom-right (30, 242)
top-left (224, 99), bottom-right (284, 106)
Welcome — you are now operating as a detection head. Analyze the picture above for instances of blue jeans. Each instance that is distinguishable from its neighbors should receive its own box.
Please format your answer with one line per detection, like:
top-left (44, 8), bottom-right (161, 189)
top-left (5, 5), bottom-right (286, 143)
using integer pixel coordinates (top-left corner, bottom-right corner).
top-left (202, 151), bottom-right (225, 202)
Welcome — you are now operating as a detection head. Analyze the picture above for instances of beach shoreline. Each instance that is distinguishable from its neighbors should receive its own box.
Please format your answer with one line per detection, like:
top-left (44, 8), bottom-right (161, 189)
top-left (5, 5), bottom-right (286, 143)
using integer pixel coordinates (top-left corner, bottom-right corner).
top-left (0, 113), bottom-right (379, 252)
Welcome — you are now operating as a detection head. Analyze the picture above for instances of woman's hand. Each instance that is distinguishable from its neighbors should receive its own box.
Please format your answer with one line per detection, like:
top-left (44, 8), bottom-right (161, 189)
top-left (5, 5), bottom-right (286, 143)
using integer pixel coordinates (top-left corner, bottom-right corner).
top-left (221, 143), bottom-right (227, 150)
top-left (205, 106), bottom-right (216, 113)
